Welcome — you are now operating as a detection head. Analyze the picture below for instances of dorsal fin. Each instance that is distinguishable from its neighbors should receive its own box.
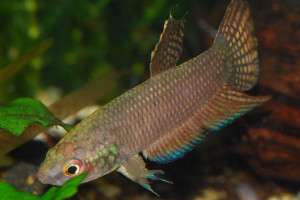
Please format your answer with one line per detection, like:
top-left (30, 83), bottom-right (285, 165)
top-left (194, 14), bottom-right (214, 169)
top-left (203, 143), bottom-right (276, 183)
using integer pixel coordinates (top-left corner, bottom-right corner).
top-left (150, 14), bottom-right (185, 77)
top-left (142, 84), bottom-right (270, 163)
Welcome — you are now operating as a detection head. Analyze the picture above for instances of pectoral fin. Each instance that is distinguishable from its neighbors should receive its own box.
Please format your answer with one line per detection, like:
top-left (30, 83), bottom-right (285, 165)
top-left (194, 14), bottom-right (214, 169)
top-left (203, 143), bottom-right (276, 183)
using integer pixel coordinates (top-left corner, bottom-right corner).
top-left (117, 154), bottom-right (171, 196)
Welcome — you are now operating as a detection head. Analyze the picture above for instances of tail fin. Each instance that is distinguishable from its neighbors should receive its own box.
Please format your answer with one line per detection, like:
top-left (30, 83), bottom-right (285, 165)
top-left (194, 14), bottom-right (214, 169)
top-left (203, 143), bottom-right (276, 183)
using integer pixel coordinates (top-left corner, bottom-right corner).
top-left (215, 0), bottom-right (259, 91)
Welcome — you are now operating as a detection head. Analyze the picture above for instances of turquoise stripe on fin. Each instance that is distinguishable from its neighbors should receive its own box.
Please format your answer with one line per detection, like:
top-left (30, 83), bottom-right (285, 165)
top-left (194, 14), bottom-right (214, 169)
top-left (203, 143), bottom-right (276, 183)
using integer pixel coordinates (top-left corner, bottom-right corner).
top-left (152, 142), bottom-right (195, 163)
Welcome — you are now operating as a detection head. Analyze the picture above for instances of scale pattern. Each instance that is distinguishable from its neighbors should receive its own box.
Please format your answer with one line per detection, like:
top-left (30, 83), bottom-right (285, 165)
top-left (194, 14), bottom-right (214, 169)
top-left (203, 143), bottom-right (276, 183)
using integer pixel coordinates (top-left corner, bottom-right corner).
top-left (88, 44), bottom-right (227, 158)
top-left (37, 0), bottom-right (270, 189)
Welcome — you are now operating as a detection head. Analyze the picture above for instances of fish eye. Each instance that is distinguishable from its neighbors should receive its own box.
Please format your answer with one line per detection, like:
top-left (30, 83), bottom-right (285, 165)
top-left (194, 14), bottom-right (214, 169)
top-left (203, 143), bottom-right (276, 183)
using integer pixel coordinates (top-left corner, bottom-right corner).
top-left (65, 165), bottom-right (79, 175)
top-left (62, 158), bottom-right (83, 177)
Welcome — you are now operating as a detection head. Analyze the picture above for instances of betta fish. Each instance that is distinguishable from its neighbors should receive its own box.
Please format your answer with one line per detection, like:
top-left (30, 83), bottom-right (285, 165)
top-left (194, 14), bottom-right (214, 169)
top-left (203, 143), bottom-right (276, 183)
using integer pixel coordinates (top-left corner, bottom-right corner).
top-left (37, 0), bottom-right (269, 195)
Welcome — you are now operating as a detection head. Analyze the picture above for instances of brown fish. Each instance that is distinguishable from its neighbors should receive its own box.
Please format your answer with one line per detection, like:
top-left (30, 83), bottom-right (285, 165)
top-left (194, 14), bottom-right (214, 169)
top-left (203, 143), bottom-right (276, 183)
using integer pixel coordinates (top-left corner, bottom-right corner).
top-left (37, 0), bottom-right (269, 195)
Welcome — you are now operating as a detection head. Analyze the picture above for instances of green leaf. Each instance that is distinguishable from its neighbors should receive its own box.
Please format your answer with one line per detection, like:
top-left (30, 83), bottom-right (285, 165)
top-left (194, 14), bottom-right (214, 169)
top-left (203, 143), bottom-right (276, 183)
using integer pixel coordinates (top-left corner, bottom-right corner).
top-left (0, 97), bottom-right (73, 136)
top-left (0, 39), bottom-right (53, 86)
top-left (41, 172), bottom-right (86, 200)
top-left (0, 181), bottom-right (39, 200)
top-left (0, 173), bottom-right (86, 200)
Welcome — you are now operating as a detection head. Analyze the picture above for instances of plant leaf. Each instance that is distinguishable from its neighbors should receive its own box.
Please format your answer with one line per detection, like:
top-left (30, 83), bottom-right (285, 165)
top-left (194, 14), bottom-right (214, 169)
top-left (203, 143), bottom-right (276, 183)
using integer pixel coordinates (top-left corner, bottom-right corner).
top-left (0, 172), bottom-right (86, 200)
top-left (0, 39), bottom-right (53, 86)
top-left (0, 181), bottom-right (39, 200)
top-left (0, 97), bottom-right (72, 136)
top-left (41, 172), bottom-right (86, 200)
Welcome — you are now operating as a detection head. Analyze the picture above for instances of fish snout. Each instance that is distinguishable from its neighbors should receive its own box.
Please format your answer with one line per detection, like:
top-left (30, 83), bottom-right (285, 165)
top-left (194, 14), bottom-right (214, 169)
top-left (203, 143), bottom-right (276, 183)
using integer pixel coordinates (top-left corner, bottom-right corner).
top-left (36, 171), bottom-right (48, 184)
top-left (36, 168), bottom-right (69, 186)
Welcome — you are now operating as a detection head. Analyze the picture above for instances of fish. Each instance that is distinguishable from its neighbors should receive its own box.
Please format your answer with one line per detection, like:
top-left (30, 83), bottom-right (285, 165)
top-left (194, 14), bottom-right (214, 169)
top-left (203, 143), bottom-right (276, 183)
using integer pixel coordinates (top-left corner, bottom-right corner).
top-left (37, 0), bottom-right (270, 196)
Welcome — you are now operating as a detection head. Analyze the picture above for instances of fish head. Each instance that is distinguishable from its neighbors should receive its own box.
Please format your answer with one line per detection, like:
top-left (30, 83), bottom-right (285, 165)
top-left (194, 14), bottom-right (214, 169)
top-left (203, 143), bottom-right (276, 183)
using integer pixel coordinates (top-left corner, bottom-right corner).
top-left (37, 133), bottom-right (120, 186)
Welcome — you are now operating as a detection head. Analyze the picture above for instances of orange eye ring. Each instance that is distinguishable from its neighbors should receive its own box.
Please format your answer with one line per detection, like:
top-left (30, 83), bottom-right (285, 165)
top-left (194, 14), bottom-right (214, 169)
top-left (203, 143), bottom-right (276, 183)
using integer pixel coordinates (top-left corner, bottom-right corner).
top-left (62, 158), bottom-right (83, 177)
top-left (65, 164), bottom-right (80, 175)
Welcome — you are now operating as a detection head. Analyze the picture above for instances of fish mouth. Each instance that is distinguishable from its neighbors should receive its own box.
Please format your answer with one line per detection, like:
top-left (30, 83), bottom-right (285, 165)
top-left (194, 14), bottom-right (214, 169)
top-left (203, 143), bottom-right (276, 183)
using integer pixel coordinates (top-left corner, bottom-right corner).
top-left (36, 170), bottom-right (67, 186)
top-left (36, 171), bottom-right (49, 184)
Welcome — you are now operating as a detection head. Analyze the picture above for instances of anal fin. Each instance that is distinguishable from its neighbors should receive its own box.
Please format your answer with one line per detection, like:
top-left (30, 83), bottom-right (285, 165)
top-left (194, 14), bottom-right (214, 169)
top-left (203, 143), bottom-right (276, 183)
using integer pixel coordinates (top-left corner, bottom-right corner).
top-left (143, 84), bottom-right (270, 163)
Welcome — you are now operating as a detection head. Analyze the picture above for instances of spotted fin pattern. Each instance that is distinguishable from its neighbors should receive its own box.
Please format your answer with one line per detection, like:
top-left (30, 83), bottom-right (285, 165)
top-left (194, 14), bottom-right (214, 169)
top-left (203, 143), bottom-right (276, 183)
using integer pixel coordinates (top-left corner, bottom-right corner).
top-left (143, 84), bottom-right (270, 163)
top-left (142, 0), bottom-right (269, 163)
top-left (215, 0), bottom-right (259, 91)
top-left (37, 0), bottom-right (269, 196)
top-left (150, 14), bottom-right (185, 77)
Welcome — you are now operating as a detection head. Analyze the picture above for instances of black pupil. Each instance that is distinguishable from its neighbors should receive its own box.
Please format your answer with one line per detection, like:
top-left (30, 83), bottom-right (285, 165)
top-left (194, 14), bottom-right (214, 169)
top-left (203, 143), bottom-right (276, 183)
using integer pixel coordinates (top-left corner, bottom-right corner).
top-left (67, 166), bottom-right (78, 174)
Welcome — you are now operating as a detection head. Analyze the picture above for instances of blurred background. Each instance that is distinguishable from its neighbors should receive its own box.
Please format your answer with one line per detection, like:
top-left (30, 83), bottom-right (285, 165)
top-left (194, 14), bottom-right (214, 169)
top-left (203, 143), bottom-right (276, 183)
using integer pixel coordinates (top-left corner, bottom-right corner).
top-left (0, 0), bottom-right (240, 104)
top-left (0, 0), bottom-right (196, 103)
top-left (0, 0), bottom-right (299, 199)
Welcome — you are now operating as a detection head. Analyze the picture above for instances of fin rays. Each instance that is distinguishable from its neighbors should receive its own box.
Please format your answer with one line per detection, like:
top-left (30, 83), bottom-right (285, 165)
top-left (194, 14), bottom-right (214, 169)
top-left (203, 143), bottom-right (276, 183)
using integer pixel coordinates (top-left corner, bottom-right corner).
top-left (117, 154), bottom-right (171, 196)
top-left (150, 14), bottom-right (185, 77)
top-left (143, 84), bottom-right (270, 163)
top-left (215, 0), bottom-right (259, 91)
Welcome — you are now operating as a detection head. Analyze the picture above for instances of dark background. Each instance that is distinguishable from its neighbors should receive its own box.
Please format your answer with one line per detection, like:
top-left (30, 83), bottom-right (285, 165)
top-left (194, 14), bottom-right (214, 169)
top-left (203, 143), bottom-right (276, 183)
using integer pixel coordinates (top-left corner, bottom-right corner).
top-left (0, 0), bottom-right (299, 199)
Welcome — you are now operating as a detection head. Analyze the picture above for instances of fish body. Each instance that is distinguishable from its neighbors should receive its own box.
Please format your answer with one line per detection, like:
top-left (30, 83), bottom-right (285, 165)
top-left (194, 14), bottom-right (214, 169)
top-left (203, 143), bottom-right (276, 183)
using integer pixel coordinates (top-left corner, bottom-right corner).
top-left (37, 0), bottom-right (269, 195)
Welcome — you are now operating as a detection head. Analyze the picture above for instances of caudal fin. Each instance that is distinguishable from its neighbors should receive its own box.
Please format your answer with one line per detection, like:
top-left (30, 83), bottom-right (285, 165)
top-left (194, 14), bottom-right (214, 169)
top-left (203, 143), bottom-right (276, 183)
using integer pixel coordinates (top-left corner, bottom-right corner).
top-left (215, 0), bottom-right (259, 91)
